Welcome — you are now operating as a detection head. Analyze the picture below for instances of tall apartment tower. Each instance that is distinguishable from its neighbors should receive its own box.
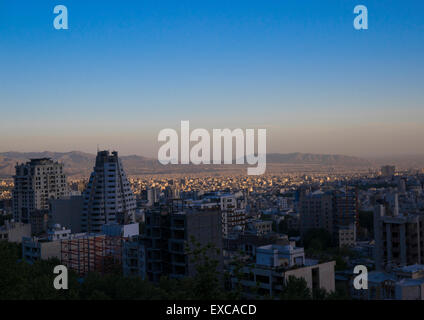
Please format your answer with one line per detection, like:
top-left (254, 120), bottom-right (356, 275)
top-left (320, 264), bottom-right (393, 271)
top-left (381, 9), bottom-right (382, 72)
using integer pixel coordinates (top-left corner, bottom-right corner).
top-left (374, 195), bottom-right (424, 271)
top-left (299, 190), bottom-right (333, 235)
top-left (81, 151), bottom-right (136, 232)
top-left (299, 190), bottom-right (356, 246)
top-left (12, 158), bottom-right (67, 224)
top-left (144, 201), bottom-right (223, 282)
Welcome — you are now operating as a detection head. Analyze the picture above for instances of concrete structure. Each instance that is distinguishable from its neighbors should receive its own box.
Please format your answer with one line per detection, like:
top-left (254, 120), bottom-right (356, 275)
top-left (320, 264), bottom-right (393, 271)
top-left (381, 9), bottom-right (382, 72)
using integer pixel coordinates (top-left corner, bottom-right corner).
top-left (12, 158), bottom-right (67, 225)
top-left (338, 224), bottom-right (356, 248)
top-left (81, 151), bottom-right (136, 232)
top-left (123, 235), bottom-right (146, 278)
top-left (22, 225), bottom-right (89, 264)
top-left (144, 202), bottom-right (222, 282)
top-left (0, 220), bottom-right (31, 243)
top-left (101, 222), bottom-right (139, 238)
top-left (22, 236), bottom-right (62, 263)
top-left (47, 224), bottom-right (72, 241)
top-left (224, 232), bottom-right (290, 258)
top-left (256, 244), bottom-right (305, 267)
top-left (351, 271), bottom-right (396, 300)
top-left (245, 220), bottom-right (273, 236)
top-left (221, 194), bottom-right (246, 238)
top-left (299, 189), bottom-right (356, 246)
top-left (230, 244), bottom-right (335, 297)
top-left (49, 195), bottom-right (83, 233)
top-left (60, 233), bottom-right (123, 276)
top-left (394, 264), bottom-right (424, 300)
top-left (374, 199), bottom-right (424, 270)
top-left (351, 265), bottom-right (424, 300)
top-left (29, 209), bottom-right (49, 235)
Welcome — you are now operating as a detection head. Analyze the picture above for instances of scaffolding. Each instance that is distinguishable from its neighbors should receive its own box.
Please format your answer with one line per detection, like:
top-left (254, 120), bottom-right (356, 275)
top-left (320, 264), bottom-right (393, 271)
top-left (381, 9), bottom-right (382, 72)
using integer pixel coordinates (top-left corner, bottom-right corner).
top-left (60, 235), bottom-right (124, 276)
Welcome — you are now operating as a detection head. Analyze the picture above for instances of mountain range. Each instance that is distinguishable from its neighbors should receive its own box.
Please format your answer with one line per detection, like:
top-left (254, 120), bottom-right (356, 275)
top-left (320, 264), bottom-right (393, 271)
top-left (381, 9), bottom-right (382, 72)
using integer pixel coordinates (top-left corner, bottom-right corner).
top-left (0, 151), bottom-right (422, 177)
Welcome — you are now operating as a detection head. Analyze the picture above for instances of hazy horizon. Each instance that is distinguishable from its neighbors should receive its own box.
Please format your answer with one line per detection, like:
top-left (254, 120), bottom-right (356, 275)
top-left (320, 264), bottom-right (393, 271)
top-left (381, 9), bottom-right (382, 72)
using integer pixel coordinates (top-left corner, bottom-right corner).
top-left (1, 148), bottom-right (424, 160)
top-left (1, 1), bottom-right (423, 157)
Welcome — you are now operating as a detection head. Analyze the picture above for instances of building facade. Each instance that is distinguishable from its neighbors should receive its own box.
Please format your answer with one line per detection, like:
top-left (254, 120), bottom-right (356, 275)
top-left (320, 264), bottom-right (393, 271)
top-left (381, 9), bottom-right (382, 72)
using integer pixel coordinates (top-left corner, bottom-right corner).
top-left (374, 198), bottom-right (424, 270)
top-left (0, 221), bottom-right (31, 243)
top-left (12, 158), bottom-right (67, 225)
top-left (229, 243), bottom-right (336, 298)
top-left (221, 194), bottom-right (246, 238)
top-left (49, 195), bottom-right (84, 233)
top-left (299, 189), bottom-right (357, 246)
top-left (81, 151), bottom-right (136, 232)
top-left (144, 202), bottom-right (223, 282)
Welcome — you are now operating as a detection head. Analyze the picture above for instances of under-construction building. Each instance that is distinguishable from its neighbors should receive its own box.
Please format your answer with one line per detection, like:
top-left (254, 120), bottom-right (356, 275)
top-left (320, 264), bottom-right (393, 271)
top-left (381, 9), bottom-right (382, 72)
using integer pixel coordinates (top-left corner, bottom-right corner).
top-left (60, 234), bottom-right (124, 276)
top-left (299, 189), bottom-right (357, 246)
top-left (143, 200), bottom-right (223, 282)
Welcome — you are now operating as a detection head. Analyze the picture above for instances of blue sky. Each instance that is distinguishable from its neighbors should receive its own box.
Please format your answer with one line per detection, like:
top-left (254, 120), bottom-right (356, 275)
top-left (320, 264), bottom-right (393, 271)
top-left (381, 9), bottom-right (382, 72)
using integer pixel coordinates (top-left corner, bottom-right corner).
top-left (0, 0), bottom-right (423, 157)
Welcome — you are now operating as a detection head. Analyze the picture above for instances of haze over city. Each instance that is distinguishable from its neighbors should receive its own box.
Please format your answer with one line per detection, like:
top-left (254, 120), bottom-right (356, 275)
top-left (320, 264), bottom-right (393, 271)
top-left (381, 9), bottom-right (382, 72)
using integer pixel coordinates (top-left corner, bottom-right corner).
top-left (1, 0), bottom-right (424, 158)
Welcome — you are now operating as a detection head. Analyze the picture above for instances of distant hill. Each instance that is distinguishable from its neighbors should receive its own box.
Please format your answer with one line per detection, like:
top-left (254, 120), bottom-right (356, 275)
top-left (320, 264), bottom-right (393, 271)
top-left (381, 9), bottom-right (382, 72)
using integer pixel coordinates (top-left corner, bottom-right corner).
top-left (266, 153), bottom-right (372, 166)
top-left (0, 151), bottom-right (378, 177)
top-left (0, 151), bottom-right (159, 177)
top-left (0, 151), bottom-right (97, 177)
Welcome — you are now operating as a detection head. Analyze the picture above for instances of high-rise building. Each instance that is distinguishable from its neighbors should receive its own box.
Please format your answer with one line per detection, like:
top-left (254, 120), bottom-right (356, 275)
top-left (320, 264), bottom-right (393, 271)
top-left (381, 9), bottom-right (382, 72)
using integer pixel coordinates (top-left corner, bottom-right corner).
top-left (221, 194), bottom-right (246, 238)
top-left (374, 195), bottom-right (424, 271)
top-left (299, 190), bottom-right (333, 234)
top-left (144, 201), bottom-right (222, 282)
top-left (12, 158), bottom-right (67, 224)
top-left (299, 189), bottom-right (356, 246)
top-left (81, 151), bottom-right (136, 232)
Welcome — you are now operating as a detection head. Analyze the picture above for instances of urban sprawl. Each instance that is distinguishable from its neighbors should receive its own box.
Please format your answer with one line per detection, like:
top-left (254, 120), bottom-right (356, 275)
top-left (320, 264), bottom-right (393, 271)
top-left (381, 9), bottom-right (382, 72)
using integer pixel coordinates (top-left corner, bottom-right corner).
top-left (1, 151), bottom-right (424, 300)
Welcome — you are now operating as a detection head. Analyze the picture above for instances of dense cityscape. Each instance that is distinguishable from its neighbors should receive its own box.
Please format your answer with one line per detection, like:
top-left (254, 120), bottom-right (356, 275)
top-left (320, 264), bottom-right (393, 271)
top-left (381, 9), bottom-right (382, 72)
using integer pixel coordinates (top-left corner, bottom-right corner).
top-left (1, 0), bottom-right (423, 312)
top-left (1, 150), bottom-right (424, 300)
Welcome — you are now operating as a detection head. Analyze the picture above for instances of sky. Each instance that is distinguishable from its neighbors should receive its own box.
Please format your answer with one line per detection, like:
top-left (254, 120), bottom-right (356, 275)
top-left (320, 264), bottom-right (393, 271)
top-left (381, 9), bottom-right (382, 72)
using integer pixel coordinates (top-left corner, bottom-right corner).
top-left (0, 0), bottom-right (423, 158)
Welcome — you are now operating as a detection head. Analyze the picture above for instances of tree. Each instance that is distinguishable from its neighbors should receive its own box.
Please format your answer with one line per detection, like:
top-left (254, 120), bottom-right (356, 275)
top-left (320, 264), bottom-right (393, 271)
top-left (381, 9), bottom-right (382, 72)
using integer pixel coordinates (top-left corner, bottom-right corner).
top-left (185, 236), bottom-right (227, 300)
top-left (303, 228), bottom-right (333, 251)
top-left (280, 276), bottom-right (311, 300)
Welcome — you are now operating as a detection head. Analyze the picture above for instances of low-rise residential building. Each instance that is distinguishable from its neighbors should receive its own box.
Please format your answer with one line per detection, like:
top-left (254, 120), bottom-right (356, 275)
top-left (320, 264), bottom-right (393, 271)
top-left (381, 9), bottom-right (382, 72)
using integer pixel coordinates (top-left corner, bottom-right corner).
top-left (22, 236), bottom-right (62, 263)
top-left (0, 220), bottom-right (31, 243)
top-left (350, 264), bottom-right (424, 300)
top-left (229, 243), bottom-right (336, 298)
top-left (245, 220), bottom-right (273, 236)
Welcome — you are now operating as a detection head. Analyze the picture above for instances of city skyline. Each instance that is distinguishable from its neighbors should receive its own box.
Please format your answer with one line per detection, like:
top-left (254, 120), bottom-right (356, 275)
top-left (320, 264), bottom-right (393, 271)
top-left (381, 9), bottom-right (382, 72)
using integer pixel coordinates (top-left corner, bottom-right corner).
top-left (1, 0), bottom-right (424, 157)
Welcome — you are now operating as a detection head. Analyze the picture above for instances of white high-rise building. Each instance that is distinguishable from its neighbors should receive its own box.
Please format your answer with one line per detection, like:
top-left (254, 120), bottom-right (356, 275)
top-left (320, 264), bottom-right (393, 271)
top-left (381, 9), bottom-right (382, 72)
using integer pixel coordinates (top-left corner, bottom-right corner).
top-left (81, 151), bottom-right (136, 232)
top-left (13, 158), bottom-right (67, 223)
